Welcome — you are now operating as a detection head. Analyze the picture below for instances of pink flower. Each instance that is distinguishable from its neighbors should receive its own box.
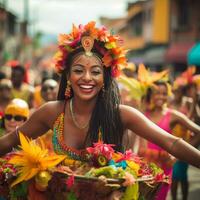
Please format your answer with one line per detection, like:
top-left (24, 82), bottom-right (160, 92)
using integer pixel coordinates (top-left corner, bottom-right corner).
top-left (86, 141), bottom-right (115, 160)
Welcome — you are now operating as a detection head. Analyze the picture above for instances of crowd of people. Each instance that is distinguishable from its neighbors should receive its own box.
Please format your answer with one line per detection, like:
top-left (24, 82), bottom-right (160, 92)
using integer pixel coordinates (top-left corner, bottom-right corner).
top-left (0, 21), bottom-right (200, 200)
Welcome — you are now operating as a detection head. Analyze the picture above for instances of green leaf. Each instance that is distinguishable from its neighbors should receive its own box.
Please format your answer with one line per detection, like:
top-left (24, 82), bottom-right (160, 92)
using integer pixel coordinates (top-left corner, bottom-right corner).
top-left (121, 183), bottom-right (139, 200)
top-left (67, 191), bottom-right (77, 200)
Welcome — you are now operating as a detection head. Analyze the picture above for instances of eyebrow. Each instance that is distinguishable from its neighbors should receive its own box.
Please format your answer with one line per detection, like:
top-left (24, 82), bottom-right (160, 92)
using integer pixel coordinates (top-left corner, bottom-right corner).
top-left (71, 64), bottom-right (103, 69)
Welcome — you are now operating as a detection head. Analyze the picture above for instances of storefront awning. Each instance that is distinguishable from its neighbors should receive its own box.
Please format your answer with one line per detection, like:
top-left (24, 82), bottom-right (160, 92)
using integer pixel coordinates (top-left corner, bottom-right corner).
top-left (165, 42), bottom-right (194, 63)
top-left (128, 46), bottom-right (167, 65)
top-left (187, 42), bottom-right (200, 66)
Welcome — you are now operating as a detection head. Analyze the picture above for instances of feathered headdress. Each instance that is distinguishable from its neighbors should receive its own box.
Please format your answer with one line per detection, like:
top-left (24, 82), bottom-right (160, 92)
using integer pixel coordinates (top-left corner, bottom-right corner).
top-left (53, 21), bottom-right (127, 77)
top-left (173, 66), bottom-right (197, 89)
top-left (117, 64), bottom-right (169, 101)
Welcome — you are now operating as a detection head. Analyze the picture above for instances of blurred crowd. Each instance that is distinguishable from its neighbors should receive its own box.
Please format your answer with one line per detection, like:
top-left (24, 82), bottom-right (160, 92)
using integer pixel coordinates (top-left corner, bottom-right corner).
top-left (0, 60), bottom-right (200, 200)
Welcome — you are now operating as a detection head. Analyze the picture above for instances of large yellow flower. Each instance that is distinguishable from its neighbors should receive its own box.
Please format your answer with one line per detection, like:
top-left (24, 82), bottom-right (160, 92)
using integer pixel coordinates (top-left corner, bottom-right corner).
top-left (9, 132), bottom-right (66, 187)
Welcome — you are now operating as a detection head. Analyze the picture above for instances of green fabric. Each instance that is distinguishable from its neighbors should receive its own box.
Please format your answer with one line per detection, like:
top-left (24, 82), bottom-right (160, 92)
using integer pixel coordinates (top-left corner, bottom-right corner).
top-left (188, 42), bottom-right (200, 66)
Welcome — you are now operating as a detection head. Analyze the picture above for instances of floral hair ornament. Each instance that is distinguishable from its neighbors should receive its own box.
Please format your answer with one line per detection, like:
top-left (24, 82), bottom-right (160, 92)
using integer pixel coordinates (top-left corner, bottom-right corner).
top-left (117, 64), bottom-right (169, 101)
top-left (53, 21), bottom-right (128, 77)
top-left (173, 66), bottom-right (196, 90)
top-left (81, 36), bottom-right (94, 56)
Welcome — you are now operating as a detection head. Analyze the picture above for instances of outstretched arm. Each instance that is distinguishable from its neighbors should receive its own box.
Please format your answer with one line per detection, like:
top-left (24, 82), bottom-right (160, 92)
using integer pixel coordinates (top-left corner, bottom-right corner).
top-left (0, 102), bottom-right (57, 156)
top-left (120, 105), bottom-right (200, 168)
top-left (170, 109), bottom-right (200, 147)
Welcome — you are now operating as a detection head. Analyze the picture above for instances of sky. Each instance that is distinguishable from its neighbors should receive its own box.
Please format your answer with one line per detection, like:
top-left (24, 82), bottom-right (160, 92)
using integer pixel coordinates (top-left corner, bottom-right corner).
top-left (6, 0), bottom-right (133, 36)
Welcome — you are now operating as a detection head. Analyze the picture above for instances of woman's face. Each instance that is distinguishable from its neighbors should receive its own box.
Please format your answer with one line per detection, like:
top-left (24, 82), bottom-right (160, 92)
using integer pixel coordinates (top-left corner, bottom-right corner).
top-left (4, 114), bottom-right (26, 133)
top-left (0, 82), bottom-right (12, 100)
top-left (151, 84), bottom-right (168, 108)
top-left (69, 53), bottom-right (104, 101)
top-left (41, 80), bottom-right (58, 102)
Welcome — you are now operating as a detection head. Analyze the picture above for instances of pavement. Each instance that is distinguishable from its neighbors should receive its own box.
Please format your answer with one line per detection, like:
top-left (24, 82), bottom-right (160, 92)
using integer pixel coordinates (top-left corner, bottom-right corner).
top-left (167, 166), bottom-right (200, 200)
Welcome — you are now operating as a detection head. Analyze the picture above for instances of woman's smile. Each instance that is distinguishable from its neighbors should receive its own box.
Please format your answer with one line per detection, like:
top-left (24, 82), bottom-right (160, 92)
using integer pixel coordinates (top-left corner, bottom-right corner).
top-left (69, 53), bottom-right (104, 100)
top-left (79, 84), bottom-right (95, 93)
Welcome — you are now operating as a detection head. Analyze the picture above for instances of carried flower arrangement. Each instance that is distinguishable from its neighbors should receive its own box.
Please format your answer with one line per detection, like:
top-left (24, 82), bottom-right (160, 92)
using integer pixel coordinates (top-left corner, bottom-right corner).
top-left (0, 133), bottom-right (169, 200)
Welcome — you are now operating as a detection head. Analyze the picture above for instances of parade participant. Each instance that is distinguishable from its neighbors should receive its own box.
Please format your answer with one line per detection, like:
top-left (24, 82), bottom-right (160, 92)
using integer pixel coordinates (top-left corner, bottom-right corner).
top-left (33, 79), bottom-right (58, 109)
top-left (38, 79), bottom-right (58, 151)
top-left (3, 98), bottom-right (29, 134)
top-left (41, 79), bottom-right (58, 102)
top-left (10, 64), bottom-right (34, 108)
top-left (0, 22), bottom-right (200, 199)
top-left (170, 67), bottom-right (199, 200)
top-left (0, 79), bottom-right (13, 117)
top-left (139, 79), bottom-right (200, 200)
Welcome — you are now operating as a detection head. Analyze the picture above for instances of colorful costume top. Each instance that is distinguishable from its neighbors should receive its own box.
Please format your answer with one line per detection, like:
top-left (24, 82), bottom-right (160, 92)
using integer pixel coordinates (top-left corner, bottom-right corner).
top-left (145, 110), bottom-right (172, 200)
top-left (145, 110), bottom-right (172, 151)
top-left (52, 102), bottom-right (88, 161)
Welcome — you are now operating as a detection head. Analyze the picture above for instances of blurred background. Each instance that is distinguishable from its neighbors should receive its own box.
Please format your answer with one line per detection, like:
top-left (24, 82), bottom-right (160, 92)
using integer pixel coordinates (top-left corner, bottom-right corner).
top-left (0, 0), bottom-right (199, 199)
top-left (0, 0), bottom-right (200, 83)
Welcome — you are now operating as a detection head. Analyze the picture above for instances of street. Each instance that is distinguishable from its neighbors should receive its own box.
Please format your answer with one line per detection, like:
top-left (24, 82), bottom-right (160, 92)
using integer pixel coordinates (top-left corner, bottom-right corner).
top-left (167, 166), bottom-right (200, 200)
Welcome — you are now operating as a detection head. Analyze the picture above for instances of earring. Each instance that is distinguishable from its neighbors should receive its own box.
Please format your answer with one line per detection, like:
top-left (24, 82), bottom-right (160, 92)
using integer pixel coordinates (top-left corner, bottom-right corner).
top-left (65, 80), bottom-right (71, 99)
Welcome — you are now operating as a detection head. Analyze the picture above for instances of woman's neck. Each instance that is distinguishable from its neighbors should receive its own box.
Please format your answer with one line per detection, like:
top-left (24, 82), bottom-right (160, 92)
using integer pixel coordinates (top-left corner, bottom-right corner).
top-left (72, 96), bottom-right (97, 115)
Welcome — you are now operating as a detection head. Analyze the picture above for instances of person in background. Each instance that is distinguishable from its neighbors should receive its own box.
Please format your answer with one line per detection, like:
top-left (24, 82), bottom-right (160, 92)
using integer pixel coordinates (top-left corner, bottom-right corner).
top-left (170, 69), bottom-right (199, 200)
top-left (11, 65), bottom-right (34, 108)
top-left (37, 79), bottom-right (58, 151)
top-left (139, 80), bottom-right (200, 200)
top-left (0, 79), bottom-right (13, 117)
top-left (34, 78), bottom-right (58, 109)
top-left (41, 79), bottom-right (58, 103)
top-left (0, 98), bottom-right (29, 136)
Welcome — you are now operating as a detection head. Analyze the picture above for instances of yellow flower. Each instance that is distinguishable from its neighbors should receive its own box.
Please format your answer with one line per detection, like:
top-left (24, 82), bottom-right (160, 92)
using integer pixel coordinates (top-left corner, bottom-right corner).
top-left (105, 42), bottom-right (117, 49)
top-left (9, 132), bottom-right (66, 187)
top-left (126, 161), bottom-right (140, 175)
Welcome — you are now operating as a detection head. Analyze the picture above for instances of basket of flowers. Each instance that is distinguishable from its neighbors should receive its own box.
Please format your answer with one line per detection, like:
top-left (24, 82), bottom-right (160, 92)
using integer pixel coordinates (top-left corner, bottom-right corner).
top-left (0, 133), bottom-right (169, 200)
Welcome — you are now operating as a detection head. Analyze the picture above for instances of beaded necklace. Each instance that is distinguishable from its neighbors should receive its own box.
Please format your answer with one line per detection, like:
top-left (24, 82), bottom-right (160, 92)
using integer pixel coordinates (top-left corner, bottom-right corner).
top-left (52, 112), bottom-right (89, 161)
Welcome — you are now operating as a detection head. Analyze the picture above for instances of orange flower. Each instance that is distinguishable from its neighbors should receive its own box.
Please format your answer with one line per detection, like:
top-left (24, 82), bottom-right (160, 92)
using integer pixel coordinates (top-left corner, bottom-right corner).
top-left (102, 52), bottom-right (113, 67)
top-left (84, 21), bottom-right (98, 39)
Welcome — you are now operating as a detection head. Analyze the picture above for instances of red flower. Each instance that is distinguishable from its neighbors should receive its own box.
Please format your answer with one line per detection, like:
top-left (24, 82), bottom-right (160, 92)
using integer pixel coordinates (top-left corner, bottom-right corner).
top-left (65, 175), bottom-right (75, 189)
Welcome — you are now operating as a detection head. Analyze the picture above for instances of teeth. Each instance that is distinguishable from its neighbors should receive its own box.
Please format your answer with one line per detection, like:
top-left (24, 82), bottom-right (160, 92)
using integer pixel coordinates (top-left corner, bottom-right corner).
top-left (80, 85), bottom-right (93, 89)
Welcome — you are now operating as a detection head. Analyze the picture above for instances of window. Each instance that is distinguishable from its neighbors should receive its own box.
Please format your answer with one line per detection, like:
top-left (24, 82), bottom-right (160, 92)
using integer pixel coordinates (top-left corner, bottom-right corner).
top-left (129, 12), bottom-right (143, 36)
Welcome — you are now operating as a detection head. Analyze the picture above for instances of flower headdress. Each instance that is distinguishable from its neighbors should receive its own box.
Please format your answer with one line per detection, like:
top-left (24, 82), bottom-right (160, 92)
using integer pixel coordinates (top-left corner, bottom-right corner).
top-left (117, 64), bottom-right (169, 101)
top-left (53, 21), bottom-right (127, 77)
top-left (173, 66), bottom-right (197, 90)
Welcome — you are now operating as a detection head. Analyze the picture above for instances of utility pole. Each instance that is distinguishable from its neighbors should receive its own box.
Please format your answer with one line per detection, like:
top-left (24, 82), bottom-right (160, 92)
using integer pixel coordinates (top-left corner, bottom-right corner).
top-left (22, 0), bottom-right (29, 36)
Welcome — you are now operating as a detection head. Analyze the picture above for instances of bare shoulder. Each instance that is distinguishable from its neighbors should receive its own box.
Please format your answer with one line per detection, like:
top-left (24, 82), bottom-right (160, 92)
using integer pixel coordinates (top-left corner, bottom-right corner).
top-left (31, 100), bottom-right (65, 125)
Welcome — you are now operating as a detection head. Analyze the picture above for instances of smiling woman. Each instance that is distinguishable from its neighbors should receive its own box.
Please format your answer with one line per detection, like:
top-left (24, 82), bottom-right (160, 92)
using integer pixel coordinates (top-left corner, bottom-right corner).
top-left (0, 21), bottom-right (200, 200)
